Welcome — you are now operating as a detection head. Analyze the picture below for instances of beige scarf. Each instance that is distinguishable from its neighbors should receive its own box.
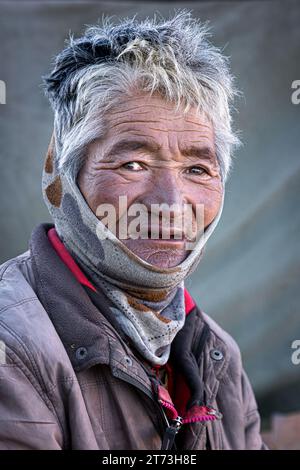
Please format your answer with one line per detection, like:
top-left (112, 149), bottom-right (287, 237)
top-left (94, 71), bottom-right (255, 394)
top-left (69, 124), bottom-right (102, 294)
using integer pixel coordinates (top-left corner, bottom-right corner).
top-left (42, 133), bottom-right (225, 365)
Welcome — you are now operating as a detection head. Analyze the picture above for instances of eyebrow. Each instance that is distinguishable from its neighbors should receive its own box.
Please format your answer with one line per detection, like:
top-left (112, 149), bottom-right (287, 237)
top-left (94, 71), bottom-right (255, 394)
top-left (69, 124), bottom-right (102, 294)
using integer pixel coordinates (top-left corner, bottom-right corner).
top-left (101, 139), bottom-right (215, 162)
top-left (180, 145), bottom-right (216, 161)
top-left (102, 139), bottom-right (161, 161)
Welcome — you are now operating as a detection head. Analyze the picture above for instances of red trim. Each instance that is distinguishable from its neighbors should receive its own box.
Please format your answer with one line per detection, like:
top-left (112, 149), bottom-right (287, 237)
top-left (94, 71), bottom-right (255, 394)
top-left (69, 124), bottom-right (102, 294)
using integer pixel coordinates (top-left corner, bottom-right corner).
top-left (157, 384), bottom-right (178, 420)
top-left (184, 288), bottom-right (196, 316)
top-left (47, 228), bottom-right (97, 293)
top-left (156, 382), bottom-right (221, 423)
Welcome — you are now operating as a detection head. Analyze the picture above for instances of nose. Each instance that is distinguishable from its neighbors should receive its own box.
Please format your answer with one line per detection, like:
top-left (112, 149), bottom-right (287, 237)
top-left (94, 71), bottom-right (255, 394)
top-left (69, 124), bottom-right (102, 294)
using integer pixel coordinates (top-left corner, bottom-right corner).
top-left (141, 169), bottom-right (187, 212)
top-left (140, 169), bottom-right (190, 238)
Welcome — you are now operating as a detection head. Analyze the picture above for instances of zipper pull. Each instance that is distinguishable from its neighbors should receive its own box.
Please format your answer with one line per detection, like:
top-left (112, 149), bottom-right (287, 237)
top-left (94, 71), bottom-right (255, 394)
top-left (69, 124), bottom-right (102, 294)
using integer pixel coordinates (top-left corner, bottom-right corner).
top-left (161, 416), bottom-right (183, 450)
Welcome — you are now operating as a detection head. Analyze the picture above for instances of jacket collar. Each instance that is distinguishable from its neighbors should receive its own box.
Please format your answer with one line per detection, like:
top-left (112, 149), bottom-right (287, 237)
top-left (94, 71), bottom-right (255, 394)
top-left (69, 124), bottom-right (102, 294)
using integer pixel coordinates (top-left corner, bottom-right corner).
top-left (29, 224), bottom-right (187, 370)
top-left (30, 222), bottom-right (115, 371)
top-left (30, 223), bottom-right (230, 410)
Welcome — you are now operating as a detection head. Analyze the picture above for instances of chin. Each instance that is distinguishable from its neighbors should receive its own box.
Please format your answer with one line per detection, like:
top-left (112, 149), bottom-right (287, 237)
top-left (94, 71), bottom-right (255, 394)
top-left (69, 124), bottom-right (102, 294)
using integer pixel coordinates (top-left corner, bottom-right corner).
top-left (123, 239), bottom-right (188, 268)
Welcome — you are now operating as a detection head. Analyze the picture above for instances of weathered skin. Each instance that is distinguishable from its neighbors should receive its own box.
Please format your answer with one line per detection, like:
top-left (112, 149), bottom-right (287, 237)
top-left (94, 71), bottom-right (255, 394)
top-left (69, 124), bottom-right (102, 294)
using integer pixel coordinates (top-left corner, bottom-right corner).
top-left (78, 92), bottom-right (223, 268)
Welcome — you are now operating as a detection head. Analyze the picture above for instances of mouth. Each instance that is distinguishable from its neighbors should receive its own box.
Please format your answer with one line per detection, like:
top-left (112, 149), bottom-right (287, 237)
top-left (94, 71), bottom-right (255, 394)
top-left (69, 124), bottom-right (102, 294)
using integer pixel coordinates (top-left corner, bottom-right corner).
top-left (134, 226), bottom-right (188, 243)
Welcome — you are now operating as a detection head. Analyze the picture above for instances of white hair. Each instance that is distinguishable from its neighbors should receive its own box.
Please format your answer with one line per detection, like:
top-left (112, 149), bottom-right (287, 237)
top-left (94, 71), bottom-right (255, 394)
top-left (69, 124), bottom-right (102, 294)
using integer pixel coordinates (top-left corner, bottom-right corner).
top-left (42, 10), bottom-right (241, 182)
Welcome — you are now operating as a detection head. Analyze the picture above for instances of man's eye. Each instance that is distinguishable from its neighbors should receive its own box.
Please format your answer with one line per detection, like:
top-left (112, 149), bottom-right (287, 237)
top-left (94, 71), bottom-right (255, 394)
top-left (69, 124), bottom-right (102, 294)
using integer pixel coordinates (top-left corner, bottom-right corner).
top-left (187, 166), bottom-right (206, 175)
top-left (122, 161), bottom-right (144, 171)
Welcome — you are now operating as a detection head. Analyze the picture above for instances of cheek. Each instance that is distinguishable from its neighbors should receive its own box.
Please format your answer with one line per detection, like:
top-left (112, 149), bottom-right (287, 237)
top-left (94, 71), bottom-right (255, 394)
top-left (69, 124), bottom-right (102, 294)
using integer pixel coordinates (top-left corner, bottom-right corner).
top-left (191, 180), bottom-right (223, 228)
top-left (204, 193), bottom-right (223, 227)
top-left (77, 169), bottom-right (145, 218)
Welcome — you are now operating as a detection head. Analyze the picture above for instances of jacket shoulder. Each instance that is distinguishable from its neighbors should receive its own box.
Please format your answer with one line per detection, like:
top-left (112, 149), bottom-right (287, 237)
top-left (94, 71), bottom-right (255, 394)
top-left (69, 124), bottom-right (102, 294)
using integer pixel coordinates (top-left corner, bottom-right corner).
top-left (200, 309), bottom-right (243, 370)
top-left (0, 251), bottom-right (72, 384)
top-left (0, 250), bottom-right (37, 305)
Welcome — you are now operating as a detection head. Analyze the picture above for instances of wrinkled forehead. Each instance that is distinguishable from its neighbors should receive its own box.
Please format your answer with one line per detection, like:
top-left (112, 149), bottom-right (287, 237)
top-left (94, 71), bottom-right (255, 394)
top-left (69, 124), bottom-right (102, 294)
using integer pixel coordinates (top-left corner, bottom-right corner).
top-left (87, 92), bottom-right (217, 162)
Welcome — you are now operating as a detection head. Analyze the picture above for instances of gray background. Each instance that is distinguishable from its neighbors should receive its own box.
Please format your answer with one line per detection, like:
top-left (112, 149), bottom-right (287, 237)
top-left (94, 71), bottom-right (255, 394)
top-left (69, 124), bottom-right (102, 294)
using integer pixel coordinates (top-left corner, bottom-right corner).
top-left (0, 0), bottom-right (299, 423)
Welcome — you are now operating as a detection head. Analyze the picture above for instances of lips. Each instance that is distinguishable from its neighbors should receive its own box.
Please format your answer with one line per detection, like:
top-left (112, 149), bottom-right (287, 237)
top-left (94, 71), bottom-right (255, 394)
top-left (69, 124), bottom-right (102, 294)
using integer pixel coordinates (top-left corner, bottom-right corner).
top-left (142, 226), bottom-right (187, 241)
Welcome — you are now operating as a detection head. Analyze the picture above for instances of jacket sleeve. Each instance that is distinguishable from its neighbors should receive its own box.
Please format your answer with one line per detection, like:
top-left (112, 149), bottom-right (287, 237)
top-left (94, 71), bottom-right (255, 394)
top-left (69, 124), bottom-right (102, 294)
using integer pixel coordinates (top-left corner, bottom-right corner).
top-left (0, 361), bottom-right (63, 449)
top-left (241, 368), bottom-right (269, 450)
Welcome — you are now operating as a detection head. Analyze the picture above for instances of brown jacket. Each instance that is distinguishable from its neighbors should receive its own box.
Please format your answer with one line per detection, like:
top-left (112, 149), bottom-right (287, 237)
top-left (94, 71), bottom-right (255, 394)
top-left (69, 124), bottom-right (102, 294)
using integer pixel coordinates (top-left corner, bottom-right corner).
top-left (0, 223), bottom-right (267, 450)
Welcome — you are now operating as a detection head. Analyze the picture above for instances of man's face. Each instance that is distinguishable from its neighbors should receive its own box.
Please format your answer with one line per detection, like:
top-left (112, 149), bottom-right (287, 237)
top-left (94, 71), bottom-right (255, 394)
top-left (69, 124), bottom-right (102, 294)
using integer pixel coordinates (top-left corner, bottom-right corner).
top-left (77, 92), bottom-right (223, 269)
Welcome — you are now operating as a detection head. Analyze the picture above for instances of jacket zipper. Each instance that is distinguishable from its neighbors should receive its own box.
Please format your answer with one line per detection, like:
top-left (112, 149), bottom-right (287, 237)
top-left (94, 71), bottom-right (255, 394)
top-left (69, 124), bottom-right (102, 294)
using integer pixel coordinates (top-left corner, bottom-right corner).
top-left (160, 413), bottom-right (183, 450)
top-left (112, 367), bottom-right (171, 443)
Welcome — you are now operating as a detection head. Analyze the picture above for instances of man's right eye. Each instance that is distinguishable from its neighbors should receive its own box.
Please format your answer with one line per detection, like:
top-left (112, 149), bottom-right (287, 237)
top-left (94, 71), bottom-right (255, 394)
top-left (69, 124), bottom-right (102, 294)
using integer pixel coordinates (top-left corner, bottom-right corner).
top-left (122, 161), bottom-right (144, 171)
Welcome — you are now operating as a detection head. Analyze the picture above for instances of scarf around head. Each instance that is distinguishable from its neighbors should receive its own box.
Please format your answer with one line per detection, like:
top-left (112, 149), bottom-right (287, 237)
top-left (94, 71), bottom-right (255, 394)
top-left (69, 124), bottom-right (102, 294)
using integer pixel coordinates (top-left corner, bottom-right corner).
top-left (42, 132), bottom-right (225, 366)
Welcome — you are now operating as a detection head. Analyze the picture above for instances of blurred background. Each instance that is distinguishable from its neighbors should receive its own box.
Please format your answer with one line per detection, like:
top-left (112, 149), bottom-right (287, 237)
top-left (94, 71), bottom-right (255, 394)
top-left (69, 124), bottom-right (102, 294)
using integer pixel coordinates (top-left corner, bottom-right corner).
top-left (0, 0), bottom-right (299, 448)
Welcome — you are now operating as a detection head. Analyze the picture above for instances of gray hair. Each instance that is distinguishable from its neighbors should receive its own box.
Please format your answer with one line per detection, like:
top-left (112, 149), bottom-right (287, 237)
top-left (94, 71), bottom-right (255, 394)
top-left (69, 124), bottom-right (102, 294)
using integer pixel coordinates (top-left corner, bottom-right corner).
top-left (42, 10), bottom-right (241, 182)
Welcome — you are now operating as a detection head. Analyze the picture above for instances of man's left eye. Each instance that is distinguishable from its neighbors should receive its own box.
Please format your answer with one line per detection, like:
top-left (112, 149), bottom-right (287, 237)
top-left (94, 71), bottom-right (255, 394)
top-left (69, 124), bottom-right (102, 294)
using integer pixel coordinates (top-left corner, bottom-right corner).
top-left (122, 161), bottom-right (144, 171)
top-left (187, 166), bottom-right (206, 175)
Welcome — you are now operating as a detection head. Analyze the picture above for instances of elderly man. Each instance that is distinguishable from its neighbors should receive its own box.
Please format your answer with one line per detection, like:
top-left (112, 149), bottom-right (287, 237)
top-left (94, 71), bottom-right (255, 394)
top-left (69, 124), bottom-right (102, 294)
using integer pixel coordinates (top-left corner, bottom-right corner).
top-left (0, 12), bottom-right (267, 450)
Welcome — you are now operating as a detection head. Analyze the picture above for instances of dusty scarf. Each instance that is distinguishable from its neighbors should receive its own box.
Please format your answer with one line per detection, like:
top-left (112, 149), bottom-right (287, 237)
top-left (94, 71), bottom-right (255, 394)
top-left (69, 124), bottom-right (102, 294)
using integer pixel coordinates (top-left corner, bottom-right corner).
top-left (42, 132), bottom-right (225, 365)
